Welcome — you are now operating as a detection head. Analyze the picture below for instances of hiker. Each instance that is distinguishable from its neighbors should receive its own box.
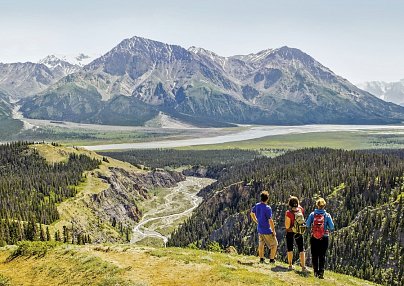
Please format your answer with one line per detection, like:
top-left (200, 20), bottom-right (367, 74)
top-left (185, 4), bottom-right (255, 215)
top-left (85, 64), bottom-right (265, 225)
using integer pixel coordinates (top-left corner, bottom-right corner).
top-left (284, 196), bottom-right (307, 271)
top-left (306, 197), bottom-right (335, 279)
top-left (250, 191), bottom-right (278, 264)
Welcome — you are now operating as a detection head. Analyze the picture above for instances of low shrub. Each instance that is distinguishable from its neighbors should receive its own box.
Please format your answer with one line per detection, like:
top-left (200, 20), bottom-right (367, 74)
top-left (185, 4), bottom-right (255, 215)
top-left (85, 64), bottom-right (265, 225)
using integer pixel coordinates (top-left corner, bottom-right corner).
top-left (0, 274), bottom-right (11, 286)
top-left (7, 241), bottom-right (61, 261)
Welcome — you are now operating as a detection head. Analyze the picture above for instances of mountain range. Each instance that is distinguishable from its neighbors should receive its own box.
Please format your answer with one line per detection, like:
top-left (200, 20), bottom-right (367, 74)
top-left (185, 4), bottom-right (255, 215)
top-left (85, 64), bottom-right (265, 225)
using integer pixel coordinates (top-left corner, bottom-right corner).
top-left (358, 79), bottom-right (404, 106)
top-left (1, 36), bottom-right (404, 126)
top-left (0, 53), bottom-right (95, 98)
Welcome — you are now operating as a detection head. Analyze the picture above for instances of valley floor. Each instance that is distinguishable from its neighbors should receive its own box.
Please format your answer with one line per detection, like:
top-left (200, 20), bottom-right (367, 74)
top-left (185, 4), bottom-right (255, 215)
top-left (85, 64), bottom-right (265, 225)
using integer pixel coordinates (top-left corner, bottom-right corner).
top-left (132, 177), bottom-right (216, 246)
top-left (0, 243), bottom-right (378, 286)
top-left (80, 125), bottom-right (404, 151)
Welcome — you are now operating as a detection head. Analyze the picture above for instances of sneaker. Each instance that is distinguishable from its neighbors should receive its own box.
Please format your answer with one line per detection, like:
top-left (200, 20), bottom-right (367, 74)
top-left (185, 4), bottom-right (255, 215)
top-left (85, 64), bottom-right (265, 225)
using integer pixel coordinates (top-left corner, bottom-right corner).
top-left (269, 259), bottom-right (276, 264)
top-left (301, 266), bottom-right (308, 272)
top-left (288, 265), bottom-right (294, 271)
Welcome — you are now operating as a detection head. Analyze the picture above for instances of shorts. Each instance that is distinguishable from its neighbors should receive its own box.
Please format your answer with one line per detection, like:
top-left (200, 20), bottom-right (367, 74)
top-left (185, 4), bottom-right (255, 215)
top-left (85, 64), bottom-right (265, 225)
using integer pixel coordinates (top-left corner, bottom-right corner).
top-left (286, 232), bottom-right (304, 252)
top-left (259, 233), bottom-right (278, 248)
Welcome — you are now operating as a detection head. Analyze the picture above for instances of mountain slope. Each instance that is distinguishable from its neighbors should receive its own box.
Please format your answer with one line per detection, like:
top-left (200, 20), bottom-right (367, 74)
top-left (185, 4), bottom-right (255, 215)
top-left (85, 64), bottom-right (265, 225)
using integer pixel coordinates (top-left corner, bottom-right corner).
top-left (0, 242), bottom-right (379, 286)
top-left (358, 79), bottom-right (404, 106)
top-left (0, 62), bottom-right (62, 98)
top-left (20, 83), bottom-right (159, 125)
top-left (0, 91), bottom-right (23, 137)
top-left (0, 54), bottom-right (91, 99)
top-left (19, 36), bottom-right (404, 126)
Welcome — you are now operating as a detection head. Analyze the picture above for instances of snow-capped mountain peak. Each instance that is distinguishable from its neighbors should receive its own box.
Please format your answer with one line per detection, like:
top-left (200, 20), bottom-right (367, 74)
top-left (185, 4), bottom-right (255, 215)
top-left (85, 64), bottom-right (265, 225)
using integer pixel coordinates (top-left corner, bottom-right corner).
top-left (39, 55), bottom-right (74, 69)
top-left (38, 55), bottom-right (81, 76)
top-left (39, 53), bottom-right (96, 68)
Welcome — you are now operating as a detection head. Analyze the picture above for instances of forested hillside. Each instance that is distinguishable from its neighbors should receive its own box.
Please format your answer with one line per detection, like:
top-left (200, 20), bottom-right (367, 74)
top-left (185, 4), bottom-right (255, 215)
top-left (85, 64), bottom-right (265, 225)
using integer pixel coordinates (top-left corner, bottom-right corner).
top-left (101, 149), bottom-right (261, 169)
top-left (169, 148), bottom-right (404, 286)
top-left (0, 142), bottom-right (100, 245)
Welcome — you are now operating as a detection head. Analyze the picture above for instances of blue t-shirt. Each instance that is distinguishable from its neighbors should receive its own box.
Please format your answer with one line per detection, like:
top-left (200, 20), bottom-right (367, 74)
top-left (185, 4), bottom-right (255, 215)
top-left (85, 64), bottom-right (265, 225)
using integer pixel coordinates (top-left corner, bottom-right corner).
top-left (252, 202), bottom-right (273, 234)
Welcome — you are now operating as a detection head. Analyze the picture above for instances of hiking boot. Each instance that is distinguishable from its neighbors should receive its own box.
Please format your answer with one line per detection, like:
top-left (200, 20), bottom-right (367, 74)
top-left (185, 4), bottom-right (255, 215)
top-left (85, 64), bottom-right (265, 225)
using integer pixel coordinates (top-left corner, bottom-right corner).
top-left (318, 274), bottom-right (324, 279)
top-left (288, 265), bottom-right (294, 271)
top-left (301, 266), bottom-right (308, 272)
top-left (317, 271), bottom-right (324, 279)
top-left (269, 259), bottom-right (276, 264)
top-left (259, 258), bottom-right (268, 264)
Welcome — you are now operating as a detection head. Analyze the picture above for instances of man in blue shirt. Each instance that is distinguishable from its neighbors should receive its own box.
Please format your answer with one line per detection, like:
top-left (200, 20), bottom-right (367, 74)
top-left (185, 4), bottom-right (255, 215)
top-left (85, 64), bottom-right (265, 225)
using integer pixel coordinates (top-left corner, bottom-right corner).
top-left (250, 191), bottom-right (278, 263)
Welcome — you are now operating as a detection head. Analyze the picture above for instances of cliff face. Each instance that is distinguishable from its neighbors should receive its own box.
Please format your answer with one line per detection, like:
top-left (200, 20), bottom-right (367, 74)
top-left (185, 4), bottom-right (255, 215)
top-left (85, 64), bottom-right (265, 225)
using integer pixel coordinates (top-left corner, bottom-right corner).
top-left (89, 167), bottom-right (185, 233)
top-left (57, 165), bottom-right (185, 244)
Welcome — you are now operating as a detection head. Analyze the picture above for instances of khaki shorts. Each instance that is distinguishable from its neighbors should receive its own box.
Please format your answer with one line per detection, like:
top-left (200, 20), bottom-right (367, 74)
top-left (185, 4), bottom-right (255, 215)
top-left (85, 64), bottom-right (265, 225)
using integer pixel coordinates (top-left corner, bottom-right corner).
top-left (259, 233), bottom-right (278, 248)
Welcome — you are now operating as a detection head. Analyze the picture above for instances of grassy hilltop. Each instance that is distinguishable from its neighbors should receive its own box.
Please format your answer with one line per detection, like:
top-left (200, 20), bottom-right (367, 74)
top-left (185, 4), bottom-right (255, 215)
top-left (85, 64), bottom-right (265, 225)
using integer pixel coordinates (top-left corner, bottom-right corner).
top-left (0, 242), bottom-right (378, 286)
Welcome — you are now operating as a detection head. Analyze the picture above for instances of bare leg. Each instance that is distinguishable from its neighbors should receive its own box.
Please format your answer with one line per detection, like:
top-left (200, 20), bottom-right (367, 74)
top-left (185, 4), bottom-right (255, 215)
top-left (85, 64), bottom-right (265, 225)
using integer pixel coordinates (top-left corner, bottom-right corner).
top-left (287, 251), bottom-right (293, 266)
top-left (270, 245), bottom-right (277, 260)
top-left (300, 251), bottom-right (306, 269)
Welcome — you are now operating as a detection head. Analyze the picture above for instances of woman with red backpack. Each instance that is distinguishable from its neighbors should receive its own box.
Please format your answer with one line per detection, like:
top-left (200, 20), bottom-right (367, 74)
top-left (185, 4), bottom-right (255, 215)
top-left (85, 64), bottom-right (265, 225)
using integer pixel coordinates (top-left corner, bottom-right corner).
top-left (285, 196), bottom-right (307, 271)
top-left (306, 197), bottom-right (335, 279)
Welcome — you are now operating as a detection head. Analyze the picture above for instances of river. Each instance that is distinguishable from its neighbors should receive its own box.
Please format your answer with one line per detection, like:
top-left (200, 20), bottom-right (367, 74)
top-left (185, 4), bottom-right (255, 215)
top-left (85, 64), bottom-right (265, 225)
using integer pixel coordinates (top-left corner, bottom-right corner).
top-left (131, 176), bottom-right (215, 246)
top-left (83, 124), bottom-right (404, 150)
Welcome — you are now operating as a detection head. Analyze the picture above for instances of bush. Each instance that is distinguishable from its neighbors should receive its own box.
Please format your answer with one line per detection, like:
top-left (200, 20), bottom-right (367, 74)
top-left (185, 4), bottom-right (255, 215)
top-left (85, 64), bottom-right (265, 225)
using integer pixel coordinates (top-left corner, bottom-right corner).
top-left (206, 241), bottom-right (222, 252)
top-left (0, 274), bottom-right (11, 286)
top-left (186, 242), bottom-right (199, 250)
top-left (7, 241), bottom-right (61, 261)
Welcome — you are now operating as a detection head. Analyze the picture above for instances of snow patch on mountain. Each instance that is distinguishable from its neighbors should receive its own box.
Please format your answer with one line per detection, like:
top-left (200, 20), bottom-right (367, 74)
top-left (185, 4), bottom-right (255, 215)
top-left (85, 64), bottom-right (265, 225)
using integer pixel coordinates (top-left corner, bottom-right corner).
top-left (358, 79), bottom-right (404, 106)
top-left (39, 53), bottom-right (96, 68)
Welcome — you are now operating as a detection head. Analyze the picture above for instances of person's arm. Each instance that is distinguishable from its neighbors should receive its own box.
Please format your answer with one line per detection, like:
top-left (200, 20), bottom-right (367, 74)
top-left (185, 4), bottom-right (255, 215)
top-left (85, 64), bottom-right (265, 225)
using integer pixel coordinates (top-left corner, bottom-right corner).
top-left (326, 213), bottom-right (335, 232)
top-left (285, 215), bottom-right (292, 231)
top-left (250, 212), bottom-right (258, 224)
top-left (269, 218), bottom-right (276, 234)
top-left (306, 213), bottom-right (314, 230)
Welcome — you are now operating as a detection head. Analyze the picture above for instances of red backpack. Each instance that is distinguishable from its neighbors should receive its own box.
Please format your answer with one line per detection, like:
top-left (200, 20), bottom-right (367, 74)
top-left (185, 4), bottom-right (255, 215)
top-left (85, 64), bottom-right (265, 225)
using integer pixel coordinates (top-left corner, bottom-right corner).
top-left (312, 213), bottom-right (326, 239)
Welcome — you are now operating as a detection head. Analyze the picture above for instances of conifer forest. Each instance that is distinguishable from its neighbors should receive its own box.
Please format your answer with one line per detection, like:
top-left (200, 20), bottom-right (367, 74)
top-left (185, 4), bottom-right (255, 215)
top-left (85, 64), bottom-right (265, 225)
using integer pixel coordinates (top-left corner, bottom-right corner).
top-left (0, 142), bottom-right (100, 245)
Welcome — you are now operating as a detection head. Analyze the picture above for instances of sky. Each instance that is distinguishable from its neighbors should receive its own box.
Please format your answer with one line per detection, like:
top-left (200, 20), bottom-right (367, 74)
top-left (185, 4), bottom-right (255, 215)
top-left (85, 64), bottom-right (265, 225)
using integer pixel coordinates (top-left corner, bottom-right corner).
top-left (0, 0), bottom-right (403, 83)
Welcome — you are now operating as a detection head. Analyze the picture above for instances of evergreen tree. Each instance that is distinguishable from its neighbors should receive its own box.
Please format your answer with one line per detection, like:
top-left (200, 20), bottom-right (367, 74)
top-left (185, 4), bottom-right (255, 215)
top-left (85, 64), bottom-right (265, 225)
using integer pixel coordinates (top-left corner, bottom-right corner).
top-left (39, 224), bottom-right (45, 241)
top-left (46, 226), bottom-right (51, 241)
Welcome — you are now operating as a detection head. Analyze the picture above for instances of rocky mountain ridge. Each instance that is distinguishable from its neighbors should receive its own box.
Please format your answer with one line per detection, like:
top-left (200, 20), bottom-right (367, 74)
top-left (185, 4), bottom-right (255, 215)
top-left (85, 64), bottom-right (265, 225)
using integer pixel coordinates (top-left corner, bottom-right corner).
top-left (38, 55), bottom-right (81, 78)
top-left (2, 36), bottom-right (404, 125)
top-left (0, 54), bottom-right (93, 98)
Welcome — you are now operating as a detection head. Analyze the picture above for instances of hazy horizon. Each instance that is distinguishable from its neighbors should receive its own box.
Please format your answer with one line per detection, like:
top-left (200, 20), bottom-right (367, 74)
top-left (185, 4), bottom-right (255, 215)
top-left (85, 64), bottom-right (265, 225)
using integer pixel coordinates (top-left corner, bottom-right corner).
top-left (1, 0), bottom-right (403, 83)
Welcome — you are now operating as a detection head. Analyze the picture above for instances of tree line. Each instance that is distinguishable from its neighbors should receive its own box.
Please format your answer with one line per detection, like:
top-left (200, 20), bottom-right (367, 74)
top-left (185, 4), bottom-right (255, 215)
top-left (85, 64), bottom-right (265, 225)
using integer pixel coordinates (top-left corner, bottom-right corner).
top-left (100, 148), bottom-right (261, 169)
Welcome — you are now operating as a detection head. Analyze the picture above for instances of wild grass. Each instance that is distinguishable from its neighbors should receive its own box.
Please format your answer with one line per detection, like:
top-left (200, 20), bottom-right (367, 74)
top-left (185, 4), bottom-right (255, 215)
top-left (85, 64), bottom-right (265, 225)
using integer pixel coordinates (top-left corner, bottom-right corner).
top-left (0, 243), bottom-right (379, 286)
